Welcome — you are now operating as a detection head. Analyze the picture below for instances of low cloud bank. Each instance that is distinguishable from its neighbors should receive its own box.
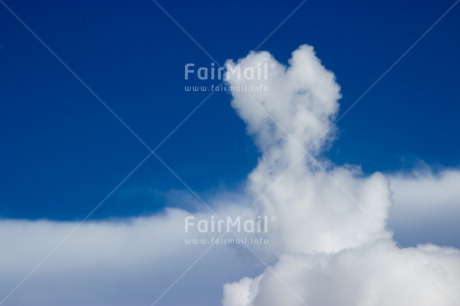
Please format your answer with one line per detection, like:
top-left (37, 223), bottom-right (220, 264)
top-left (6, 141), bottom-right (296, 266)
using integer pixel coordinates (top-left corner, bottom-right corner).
top-left (389, 169), bottom-right (460, 248)
top-left (0, 206), bottom-right (261, 306)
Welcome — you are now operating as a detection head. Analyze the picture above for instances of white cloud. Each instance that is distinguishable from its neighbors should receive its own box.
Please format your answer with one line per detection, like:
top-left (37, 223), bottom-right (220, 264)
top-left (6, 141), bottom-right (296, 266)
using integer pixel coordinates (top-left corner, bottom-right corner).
top-left (224, 240), bottom-right (460, 306)
top-left (226, 45), bottom-right (391, 256)
top-left (0, 206), bottom-right (261, 306)
top-left (223, 45), bottom-right (460, 306)
top-left (388, 169), bottom-right (460, 248)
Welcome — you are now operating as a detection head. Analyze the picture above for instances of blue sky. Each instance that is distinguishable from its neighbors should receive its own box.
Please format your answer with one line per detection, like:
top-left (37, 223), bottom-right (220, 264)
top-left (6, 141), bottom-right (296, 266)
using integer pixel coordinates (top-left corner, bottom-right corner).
top-left (1, 0), bottom-right (459, 221)
top-left (2, 2), bottom-right (460, 305)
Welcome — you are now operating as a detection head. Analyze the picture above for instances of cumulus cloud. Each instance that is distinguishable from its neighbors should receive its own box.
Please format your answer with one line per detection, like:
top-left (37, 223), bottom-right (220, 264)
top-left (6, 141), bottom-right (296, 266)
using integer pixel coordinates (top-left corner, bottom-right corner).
top-left (224, 240), bottom-right (460, 306)
top-left (222, 45), bottom-right (460, 306)
top-left (226, 45), bottom-right (391, 256)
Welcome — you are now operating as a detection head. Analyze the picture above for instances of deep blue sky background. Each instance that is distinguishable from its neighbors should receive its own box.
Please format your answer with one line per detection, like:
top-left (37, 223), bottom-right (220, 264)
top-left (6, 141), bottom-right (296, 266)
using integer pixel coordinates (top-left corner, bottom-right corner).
top-left (1, 0), bottom-right (459, 220)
